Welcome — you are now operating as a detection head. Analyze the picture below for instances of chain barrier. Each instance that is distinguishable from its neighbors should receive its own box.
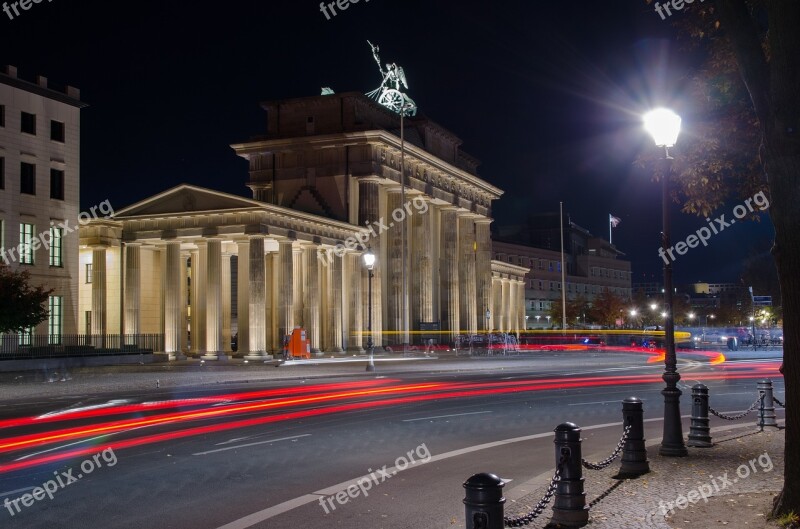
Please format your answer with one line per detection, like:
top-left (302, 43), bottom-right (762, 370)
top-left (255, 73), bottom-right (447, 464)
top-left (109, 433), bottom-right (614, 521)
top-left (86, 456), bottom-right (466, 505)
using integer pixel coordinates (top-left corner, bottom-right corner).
top-left (581, 424), bottom-right (631, 471)
top-left (773, 395), bottom-right (785, 408)
top-left (503, 459), bottom-right (563, 527)
top-left (709, 393), bottom-right (764, 421)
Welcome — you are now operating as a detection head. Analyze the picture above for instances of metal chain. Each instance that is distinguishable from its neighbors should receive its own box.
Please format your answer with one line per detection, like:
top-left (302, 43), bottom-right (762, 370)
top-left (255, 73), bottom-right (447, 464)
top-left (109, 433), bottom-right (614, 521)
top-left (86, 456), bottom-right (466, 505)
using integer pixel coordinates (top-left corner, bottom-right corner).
top-left (504, 463), bottom-right (562, 527)
top-left (773, 396), bottom-right (786, 408)
top-left (582, 424), bottom-right (631, 471)
top-left (709, 393), bottom-right (764, 421)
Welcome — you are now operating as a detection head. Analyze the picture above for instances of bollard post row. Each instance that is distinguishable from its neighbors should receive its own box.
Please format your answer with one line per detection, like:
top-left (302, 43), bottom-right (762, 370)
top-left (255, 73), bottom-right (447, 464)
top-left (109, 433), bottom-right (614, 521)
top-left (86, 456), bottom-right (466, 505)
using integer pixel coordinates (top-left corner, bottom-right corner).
top-left (463, 398), bottom-right (649, 529)
top-left (757, 379), bottom-right (779, 429)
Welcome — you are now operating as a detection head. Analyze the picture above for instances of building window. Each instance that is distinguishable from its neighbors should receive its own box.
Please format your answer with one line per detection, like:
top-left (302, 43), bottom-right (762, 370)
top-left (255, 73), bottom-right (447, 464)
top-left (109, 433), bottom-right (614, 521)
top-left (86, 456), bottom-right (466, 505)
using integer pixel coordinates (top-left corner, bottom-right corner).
top-left (49, 227), bottom-right (63, 267)
top-left (19, 327), bottom-right (33, 346)
top-left (21, 112), bottom-right (36, 135)
top-left (557, 262), bottom-right (562, 273)
top-left (20, 162), bottom-right (35, 195)
top-left (50, 169), bottom-right (64, 200)
top-left (19, 223), bottom-right (35, 264)
top-left (548, 262), bottom-right (554, 272)
top-left (51, 120), bottom-right (65, 142)
top-left (48, 296), bottom-right (62, 344)
top-left (85, 263), bottom-right (93, 283)
top-left (538, 280), bottom-right (543, 289)
top-left (0, 157), bottom-right (4, 190)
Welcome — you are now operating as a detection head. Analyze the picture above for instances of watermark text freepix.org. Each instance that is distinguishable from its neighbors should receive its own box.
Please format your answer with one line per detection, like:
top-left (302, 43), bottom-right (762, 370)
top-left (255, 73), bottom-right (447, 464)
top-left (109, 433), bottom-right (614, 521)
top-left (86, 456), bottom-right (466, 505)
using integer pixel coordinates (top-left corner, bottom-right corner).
top-left (319, 0), bottom-right (371, 21)
top-left (653, 0), bottom-right (705, 21)
top-left (319, 442), bottom-right (431, 514)
top-left (0, 199), bottom-right (115, 266)
top-left (658, 191), bottom-right (769, 265)
top-left (657, 451), bottom-right (773, 517)
top-left (4, 447), bottom-right (118, 516)
top-left (3, 0), bottom-right (55, 21)
top-left (318, 196), bottom-right (428, 267)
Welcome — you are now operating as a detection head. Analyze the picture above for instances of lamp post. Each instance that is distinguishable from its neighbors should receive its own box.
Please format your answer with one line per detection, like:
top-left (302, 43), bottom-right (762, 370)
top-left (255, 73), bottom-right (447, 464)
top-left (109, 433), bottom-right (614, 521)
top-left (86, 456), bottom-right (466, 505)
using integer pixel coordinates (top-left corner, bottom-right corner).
top-left (364, 248), bottom-right (376, 372)
top-left (644, 108), bottom-right (687, 457)
top-left (399, 102), bottom-right (415, 349)
top-left (630, 309), bottom-right (638, 330)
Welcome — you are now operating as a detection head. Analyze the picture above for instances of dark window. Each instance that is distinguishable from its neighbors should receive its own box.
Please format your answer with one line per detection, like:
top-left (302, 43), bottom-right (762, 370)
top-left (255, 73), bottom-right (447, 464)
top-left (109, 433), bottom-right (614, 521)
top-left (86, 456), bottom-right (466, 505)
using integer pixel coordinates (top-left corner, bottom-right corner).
top-left (21, 112), bottom-right (36, 135)
top-left (0, 105), bottom-right (4, 127)
top-left (20, 162), bottom-right (35, 195)
top-left (50, 120), bottom-right (65, 142)
top-left (0, 157), bottom-right (4, 190)
top-left (85, 263), bottom-right (93, 284)
top-left (50, 169), bottom-right (64, 200)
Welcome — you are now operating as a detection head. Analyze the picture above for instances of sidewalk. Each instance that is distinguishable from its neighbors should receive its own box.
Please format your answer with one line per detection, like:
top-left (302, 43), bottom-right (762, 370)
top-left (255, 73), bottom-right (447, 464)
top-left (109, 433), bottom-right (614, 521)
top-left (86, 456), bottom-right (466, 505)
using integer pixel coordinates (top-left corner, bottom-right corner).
top-left (504, 424), bottom-right (786, 529)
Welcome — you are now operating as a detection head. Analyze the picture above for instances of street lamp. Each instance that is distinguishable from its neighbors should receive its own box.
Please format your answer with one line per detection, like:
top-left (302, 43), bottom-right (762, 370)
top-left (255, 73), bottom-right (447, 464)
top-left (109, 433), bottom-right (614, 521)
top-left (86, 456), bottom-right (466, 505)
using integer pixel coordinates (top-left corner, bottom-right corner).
top-left (363, 248), bottom-right (376, 372)
top-left (629, 309), bottom-right (638, 330)
top-left (650, 303), bottom-right (658, 311)
top-left (644, 107), bottom-right (687, 457)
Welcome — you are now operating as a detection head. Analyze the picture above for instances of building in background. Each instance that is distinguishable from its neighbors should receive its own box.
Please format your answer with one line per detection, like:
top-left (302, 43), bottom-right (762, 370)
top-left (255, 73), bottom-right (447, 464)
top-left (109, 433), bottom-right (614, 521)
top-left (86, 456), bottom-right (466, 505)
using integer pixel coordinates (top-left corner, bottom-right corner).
top-left (0, 66), bottom-right (86, 344)
top-left (494, 215), bottom-right (631, 329)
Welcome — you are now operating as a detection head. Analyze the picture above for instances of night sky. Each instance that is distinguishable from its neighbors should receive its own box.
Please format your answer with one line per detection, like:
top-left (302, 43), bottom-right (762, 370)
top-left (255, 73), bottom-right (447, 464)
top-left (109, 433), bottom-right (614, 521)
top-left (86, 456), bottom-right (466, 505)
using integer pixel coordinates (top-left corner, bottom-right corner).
top-left (0, 0), bottom-right (774, 284)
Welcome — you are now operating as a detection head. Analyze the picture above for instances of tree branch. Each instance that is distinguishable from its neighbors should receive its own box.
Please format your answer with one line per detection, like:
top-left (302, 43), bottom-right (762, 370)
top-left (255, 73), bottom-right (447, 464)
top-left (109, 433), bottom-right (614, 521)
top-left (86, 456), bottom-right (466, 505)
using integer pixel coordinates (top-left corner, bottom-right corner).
top-left (714, 0), bottom-right (771, 128)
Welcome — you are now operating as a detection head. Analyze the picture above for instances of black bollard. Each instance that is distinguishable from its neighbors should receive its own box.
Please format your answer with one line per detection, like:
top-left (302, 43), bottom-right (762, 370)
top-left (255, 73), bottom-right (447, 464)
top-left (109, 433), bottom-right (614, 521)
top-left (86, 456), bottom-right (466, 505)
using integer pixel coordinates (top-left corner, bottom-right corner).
top-left (463, 473), bottom-right (505, 529)
top-left (548, 422), bottom-right (588, 528)
top-left (757, 379), bottom-right (778, 429)
top-left (687, 384), bottom-right (713, 447)
top-left (616, 397), bottom-right (650, 477)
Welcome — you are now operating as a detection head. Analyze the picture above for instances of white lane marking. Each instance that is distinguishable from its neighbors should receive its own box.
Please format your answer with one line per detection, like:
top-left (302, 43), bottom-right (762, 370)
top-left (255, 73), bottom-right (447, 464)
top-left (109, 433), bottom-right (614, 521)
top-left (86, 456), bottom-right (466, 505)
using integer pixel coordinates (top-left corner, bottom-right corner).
top-left (0, 486), bottom-right (35, 499)
top-left (568, 400), bottom-right (620, 406)
top-left (402, 411), bottom-right (492, 422)
top-left (193, 434), bottom-right (310, 456)
top-left (214, 419), bottom-right (634, 529)
top-left (35, 399), bottom-right (131, 420)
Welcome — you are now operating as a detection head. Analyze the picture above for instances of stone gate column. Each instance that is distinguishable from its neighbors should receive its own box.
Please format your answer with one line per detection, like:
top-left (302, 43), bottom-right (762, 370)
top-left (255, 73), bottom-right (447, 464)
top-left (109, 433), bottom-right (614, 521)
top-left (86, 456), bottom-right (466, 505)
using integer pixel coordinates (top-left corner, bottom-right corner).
top-left (475, 220), bottom-right (492, 332)
top-left (304, 246), bottom-right (321, 354)
top-left (347, 253), bottom-right (364, 353)
top-left (236, 239), bottom-right (250, 356)
top-left (124, 244), bottom-right (140, 341)
top-left (91, 247), bottom-right (107, 345)
top-left (358, 177), bottom-right (383, 348)
top-left (412, 197), bottom-right (433, 332)
top-left (277, 240), bottom-right (294, 343)
top-left (440, 207), bottom-right (460, 342)
top-left (202, 238), bottom-right (226, 360)
top-left (458, 215), bottom-right (477, 334)
top-left (247, 236), bottom-right (268, 358)
top-left (164, 241), bottom-right (182, 359)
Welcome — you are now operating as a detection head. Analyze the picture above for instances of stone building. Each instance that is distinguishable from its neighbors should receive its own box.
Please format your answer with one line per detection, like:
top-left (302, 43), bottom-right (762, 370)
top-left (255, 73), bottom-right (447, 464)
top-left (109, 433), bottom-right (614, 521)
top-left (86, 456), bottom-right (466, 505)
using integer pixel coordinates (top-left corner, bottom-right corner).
top-left (0, 66), bottom-right (85, 343)
top-left (78, 92), bottom-right (528, 358)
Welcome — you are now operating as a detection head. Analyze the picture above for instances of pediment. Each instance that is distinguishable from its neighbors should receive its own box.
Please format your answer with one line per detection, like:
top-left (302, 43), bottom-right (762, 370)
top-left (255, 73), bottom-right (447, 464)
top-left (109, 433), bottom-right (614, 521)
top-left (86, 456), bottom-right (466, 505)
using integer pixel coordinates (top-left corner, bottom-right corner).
top-left (114, 184), bottom-right (266, 218)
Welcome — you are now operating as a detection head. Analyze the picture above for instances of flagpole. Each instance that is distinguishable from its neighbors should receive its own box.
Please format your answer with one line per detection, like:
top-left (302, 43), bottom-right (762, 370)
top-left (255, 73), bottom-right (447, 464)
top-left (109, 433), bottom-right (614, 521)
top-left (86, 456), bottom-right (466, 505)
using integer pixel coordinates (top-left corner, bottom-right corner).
top-left (609, 214), bottom-right (612, 245)
top-left (560, 202), bottom-right (567, 333)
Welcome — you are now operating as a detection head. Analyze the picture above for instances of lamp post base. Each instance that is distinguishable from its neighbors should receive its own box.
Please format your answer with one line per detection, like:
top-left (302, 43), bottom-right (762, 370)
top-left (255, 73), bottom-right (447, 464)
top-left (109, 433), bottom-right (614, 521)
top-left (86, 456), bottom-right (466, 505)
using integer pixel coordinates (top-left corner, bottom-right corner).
top-left (660, 378), bottom-right (688, 457)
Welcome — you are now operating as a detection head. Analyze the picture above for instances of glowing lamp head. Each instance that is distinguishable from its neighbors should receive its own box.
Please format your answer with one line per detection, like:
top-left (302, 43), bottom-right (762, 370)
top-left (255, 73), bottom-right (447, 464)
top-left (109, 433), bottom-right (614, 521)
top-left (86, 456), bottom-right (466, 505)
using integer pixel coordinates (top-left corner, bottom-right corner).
top-left (363, 250), bottom-right (376, 270)
top-left (643, 108), bottom-right (681, 148)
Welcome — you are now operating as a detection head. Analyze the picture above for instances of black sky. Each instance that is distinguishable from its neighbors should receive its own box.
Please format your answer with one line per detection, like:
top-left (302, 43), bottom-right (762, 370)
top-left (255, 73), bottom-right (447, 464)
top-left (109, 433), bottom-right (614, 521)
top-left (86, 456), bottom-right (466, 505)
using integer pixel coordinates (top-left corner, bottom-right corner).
top-left (0, 0), bottom-right (774, 284)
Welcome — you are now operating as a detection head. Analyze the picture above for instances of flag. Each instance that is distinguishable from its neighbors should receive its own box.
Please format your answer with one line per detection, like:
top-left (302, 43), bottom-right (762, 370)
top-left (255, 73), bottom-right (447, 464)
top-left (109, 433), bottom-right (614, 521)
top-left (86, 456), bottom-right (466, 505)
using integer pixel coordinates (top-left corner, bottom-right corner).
top-left (609, 214), bottom-right (622, 228)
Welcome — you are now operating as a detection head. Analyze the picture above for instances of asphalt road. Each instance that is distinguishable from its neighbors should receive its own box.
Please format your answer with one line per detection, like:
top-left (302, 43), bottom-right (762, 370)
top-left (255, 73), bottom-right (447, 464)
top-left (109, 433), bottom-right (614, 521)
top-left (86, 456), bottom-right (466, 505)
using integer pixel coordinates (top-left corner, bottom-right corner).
top-left (0, 349), bottom-right (784, 529)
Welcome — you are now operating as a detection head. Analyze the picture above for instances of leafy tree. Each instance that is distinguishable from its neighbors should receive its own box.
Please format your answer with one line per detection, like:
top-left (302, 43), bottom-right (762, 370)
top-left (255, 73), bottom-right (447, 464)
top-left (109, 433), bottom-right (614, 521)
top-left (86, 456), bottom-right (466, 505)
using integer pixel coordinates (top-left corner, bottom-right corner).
top-left (0, 265), bottom-right (51, 334)
top-left (548, 294), bottom-right (591, 328)
top-left (588, 289), bottom-right (628, 327)
top-left (642, 0), bottom-right (799, 516)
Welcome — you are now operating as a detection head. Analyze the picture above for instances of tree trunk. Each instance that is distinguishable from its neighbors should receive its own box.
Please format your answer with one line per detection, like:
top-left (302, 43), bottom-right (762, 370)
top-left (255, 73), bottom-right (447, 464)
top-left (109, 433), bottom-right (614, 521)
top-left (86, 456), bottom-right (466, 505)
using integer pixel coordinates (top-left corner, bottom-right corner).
top-left (765, 0), bottom-right (800, 517)
top-left (767, 150), bottom-right (800, 517)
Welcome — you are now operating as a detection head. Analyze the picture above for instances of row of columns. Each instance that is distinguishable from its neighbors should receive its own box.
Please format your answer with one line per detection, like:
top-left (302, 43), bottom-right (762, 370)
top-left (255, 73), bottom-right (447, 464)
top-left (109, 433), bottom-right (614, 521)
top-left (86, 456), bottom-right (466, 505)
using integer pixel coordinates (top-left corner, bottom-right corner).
top-left (491, 275), bottom-right (526, 335)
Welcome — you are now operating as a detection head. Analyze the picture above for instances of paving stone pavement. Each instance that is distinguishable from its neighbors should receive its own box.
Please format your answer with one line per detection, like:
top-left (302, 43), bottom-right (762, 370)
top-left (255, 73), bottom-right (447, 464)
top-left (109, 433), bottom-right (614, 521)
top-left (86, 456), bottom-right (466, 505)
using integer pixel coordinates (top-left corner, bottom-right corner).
top-left (502, 424), bottom-right (785, 528)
